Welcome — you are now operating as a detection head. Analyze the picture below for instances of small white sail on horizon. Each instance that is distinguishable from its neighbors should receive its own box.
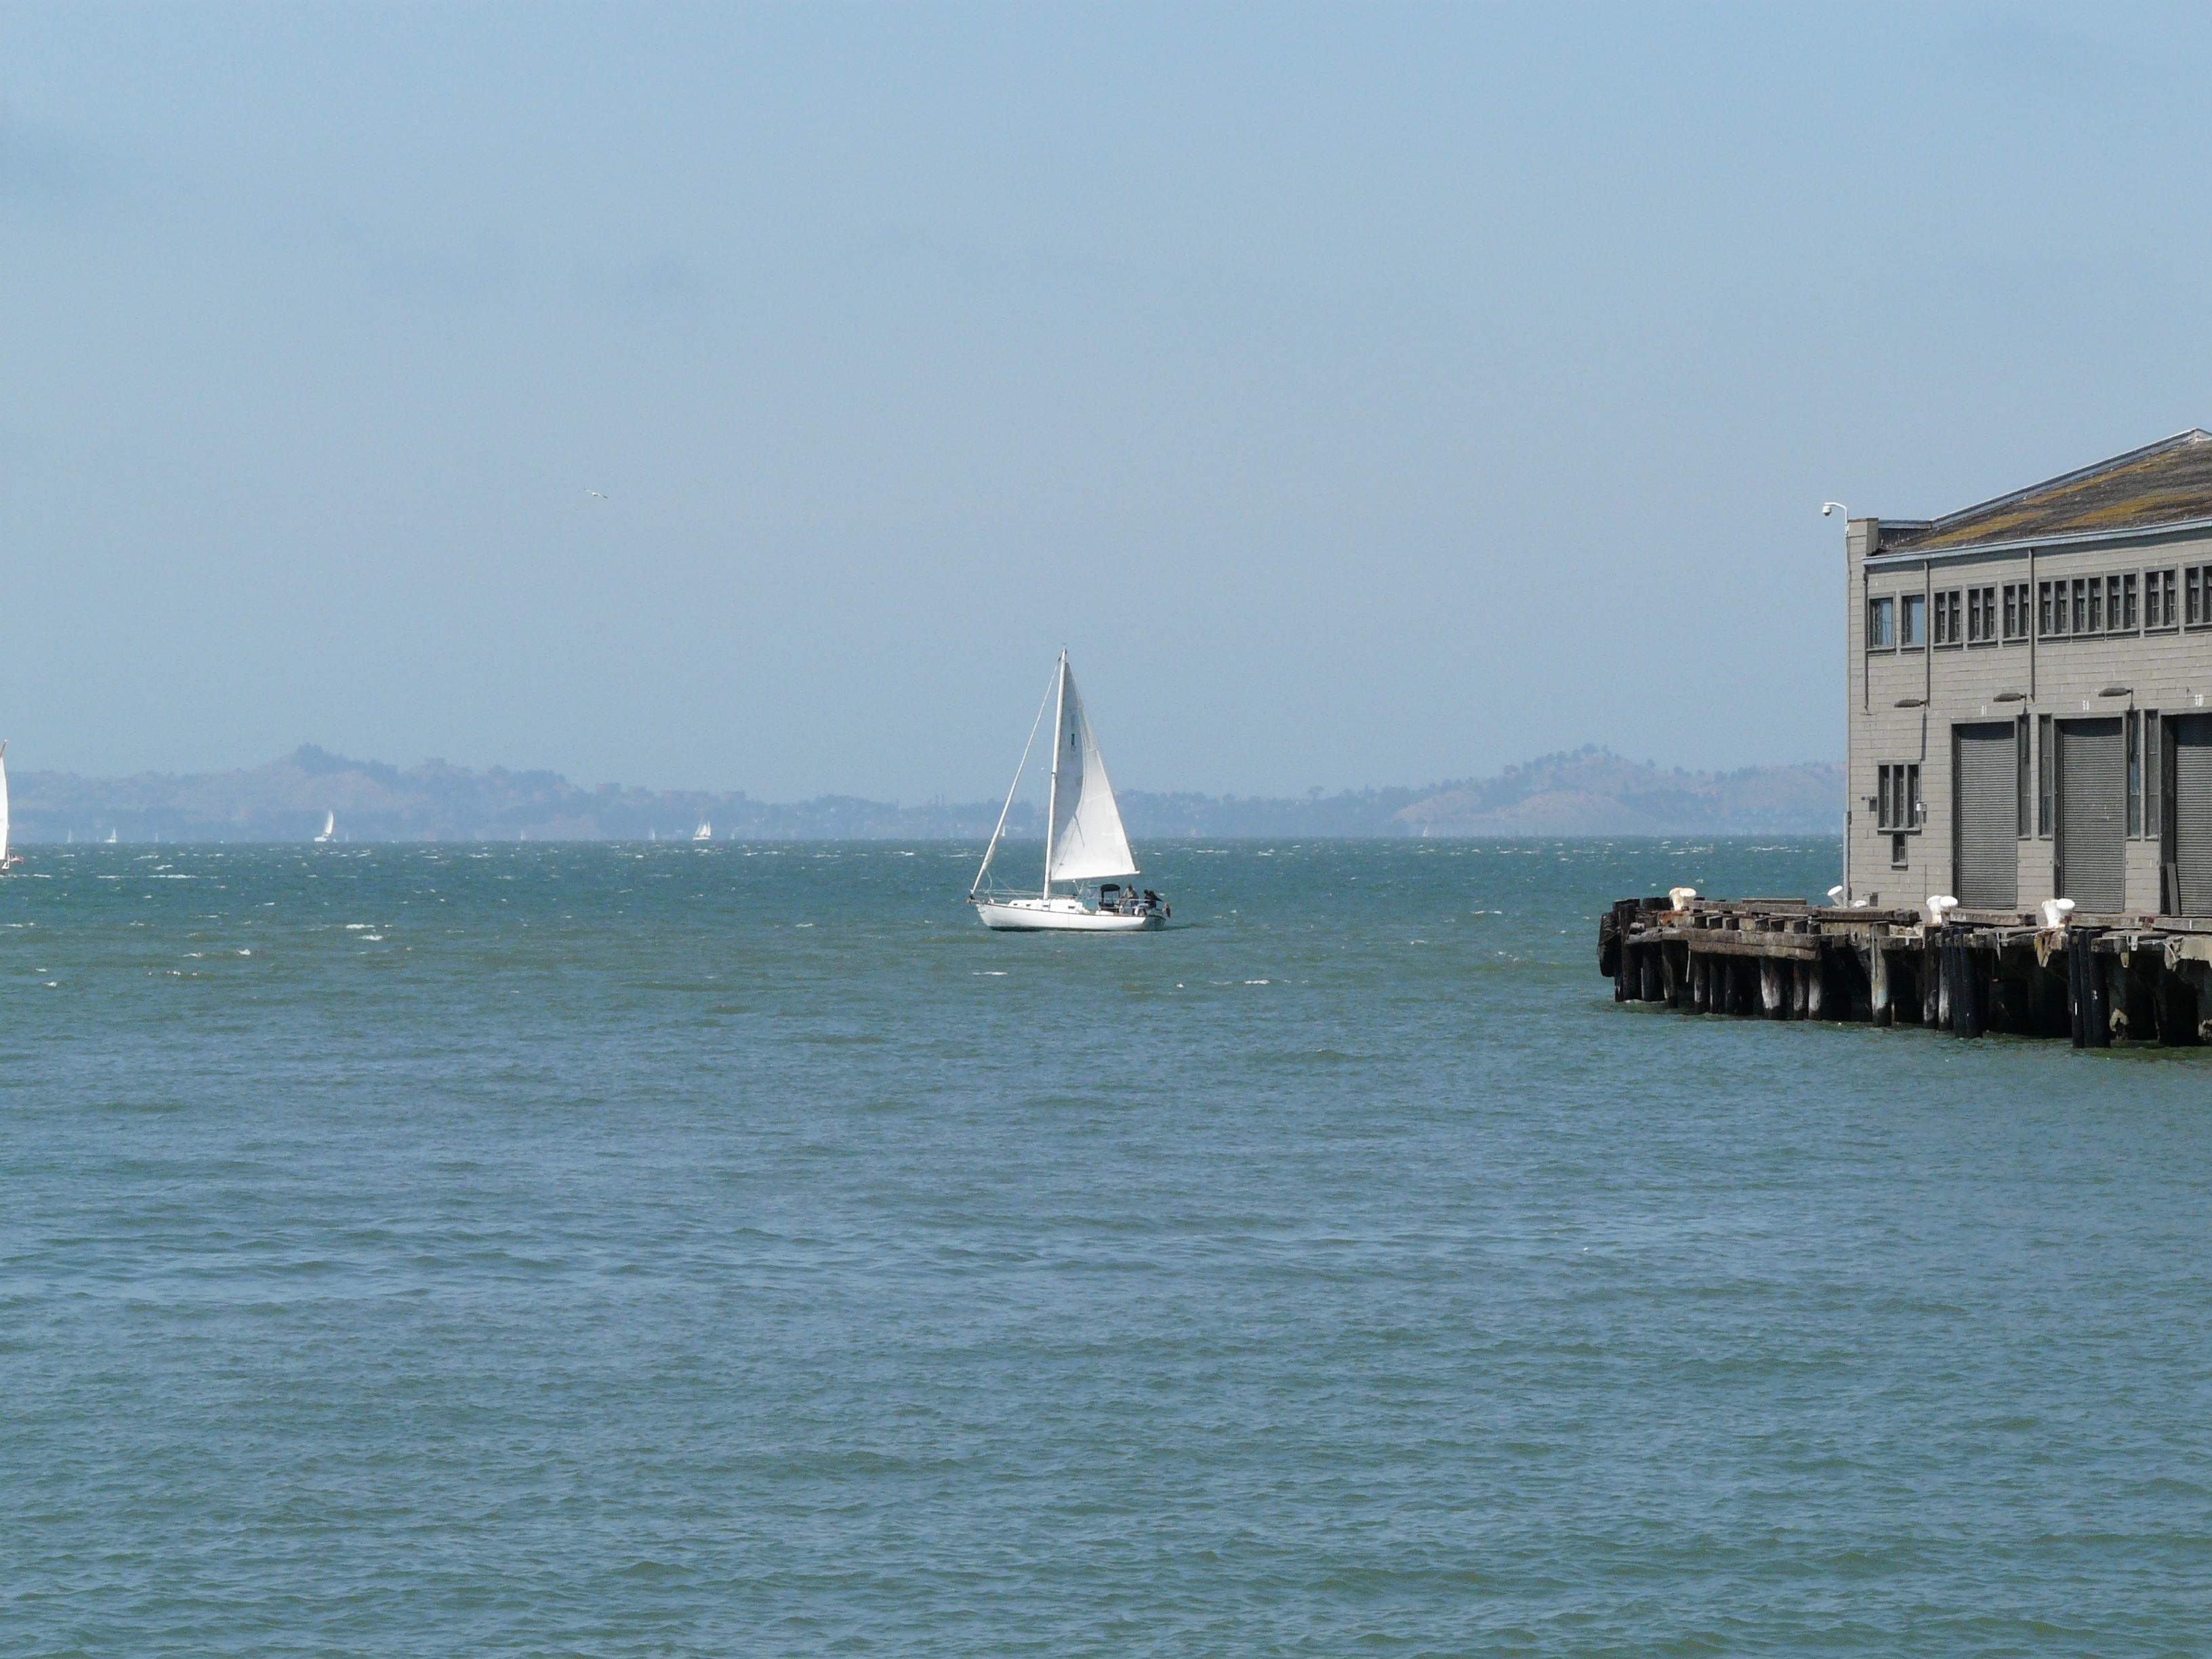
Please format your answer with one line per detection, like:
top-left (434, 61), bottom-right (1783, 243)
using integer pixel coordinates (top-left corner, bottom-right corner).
top-left (0, 740), bottom-right (14, 868)
top-left (970, 653), bottom-right (1165, 933)
top-left (693, 821), bottom-right (713, 842)
top-left (314, 811), bottom-right (336, 844)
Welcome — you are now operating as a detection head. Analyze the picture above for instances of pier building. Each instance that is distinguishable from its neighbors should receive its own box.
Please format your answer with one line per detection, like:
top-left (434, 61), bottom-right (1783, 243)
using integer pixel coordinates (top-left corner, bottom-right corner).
top-left (1847, 429), bottom-right (2212, 913)
top-left (1601, 432), bottom-right (2212, 1048)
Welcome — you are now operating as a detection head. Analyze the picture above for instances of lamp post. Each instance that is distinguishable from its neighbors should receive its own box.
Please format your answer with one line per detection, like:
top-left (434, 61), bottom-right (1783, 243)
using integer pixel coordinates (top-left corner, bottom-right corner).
top-left (1827, 503), bottom-right (1853, 900)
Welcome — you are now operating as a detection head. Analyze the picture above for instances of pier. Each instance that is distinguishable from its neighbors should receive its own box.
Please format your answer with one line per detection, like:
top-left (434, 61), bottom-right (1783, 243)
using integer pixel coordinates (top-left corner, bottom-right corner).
top-left (1600, 896), bottom-right (2212, 1048)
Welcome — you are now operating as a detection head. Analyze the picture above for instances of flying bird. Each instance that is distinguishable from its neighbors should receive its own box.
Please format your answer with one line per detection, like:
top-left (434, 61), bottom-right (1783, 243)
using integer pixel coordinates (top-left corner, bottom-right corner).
top-left (586, 489), bottom-right (609, 500)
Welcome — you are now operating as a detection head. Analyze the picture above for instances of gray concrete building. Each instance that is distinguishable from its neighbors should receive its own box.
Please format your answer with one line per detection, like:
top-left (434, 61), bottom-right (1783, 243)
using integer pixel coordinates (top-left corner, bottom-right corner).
top-left (1847, 430), bottom-right (2212, 916)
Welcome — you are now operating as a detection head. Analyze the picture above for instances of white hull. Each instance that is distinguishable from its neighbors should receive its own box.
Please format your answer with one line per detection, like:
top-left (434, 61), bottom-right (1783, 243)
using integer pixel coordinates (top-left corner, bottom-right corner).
top-left (974, 897), bottom-right (1163, 933)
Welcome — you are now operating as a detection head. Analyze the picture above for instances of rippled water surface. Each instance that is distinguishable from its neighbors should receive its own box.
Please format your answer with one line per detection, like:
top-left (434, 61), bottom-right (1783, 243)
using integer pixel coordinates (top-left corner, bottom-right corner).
top-left (5, 838), bottom-right (2210, 1656)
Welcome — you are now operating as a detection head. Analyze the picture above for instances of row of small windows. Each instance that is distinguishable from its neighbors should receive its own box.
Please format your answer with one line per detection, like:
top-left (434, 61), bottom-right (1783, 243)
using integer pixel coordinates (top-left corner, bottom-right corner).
top-left (1875, 763), bottom-right (1921, 832)
top-left (1868, 565), bottom-right (2212, 649)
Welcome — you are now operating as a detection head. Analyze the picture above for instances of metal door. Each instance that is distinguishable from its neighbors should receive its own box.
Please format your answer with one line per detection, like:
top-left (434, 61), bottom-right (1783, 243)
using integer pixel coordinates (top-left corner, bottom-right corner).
top-left (1952, 722), bottom-right (2018, 909)
top-left (2057, 717), bottom-right (2126, 914)
top-left (2170, 714), bottom-right (2212, 915)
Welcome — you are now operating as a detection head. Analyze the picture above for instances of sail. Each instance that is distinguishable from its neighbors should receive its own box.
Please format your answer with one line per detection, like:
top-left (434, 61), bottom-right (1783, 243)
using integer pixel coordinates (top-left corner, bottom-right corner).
top-left (1047, 662), bottom-right (1139, 882)
top-left (0, 745), bottom-right (11, 864)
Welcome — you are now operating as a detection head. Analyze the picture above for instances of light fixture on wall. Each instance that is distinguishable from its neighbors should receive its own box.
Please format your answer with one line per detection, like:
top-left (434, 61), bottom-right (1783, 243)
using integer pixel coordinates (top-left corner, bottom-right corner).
top-left (1894, 697), bottom-right (1927, 708)
top-left (2098, 685), bottom-right (2134, 698)
top-left (1993, 690), bottom-right (2028, 702)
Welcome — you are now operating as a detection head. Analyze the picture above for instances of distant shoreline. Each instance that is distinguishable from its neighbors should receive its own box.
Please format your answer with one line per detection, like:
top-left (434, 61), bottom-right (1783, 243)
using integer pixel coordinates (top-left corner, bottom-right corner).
top-left (10, 744), bottom-right (1844, 843)
top-left (15, 832), bottom-right (1848, 848)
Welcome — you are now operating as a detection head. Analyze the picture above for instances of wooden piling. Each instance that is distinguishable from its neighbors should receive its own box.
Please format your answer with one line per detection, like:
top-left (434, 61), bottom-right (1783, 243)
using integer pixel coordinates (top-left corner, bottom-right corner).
top-left (2158, 963), bottom-right (2200, 1045)
top-left (1601, 898), bottom-right (2212, 1050)
top-left (1950, 940), bottom-right (1986, 1040)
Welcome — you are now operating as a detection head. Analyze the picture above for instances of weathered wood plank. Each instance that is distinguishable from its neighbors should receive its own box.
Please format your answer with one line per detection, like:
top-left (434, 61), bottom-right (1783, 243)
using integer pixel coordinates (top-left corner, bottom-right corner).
top-left (1683, 935), bottom-right (1822, 962)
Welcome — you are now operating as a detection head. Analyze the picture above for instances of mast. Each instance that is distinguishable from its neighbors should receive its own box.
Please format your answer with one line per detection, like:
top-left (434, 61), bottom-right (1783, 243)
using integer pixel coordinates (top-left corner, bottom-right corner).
top-left (1042, 651), bottom-right (1067, 899)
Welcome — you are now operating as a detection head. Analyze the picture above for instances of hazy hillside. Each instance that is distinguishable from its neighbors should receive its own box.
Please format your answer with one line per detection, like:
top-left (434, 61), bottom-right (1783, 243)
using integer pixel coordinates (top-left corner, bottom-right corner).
top-left (12, 744), bottom-right (1842, 842)
top-left (1387, 748), bottom-right (1843, 836)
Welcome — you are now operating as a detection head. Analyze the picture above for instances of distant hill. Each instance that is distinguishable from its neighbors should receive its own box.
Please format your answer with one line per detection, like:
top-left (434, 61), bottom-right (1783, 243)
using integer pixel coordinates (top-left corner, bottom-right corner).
top-left (1387, 748), bottom-right (1843, 836)
top-left (12, 744), bottom-right (1841, 842)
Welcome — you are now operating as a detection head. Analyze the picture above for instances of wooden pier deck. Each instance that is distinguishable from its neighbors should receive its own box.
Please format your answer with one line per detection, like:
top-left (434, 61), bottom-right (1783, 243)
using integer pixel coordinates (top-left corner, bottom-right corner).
top-left (1600, 897), bottom-right (2212, 1048)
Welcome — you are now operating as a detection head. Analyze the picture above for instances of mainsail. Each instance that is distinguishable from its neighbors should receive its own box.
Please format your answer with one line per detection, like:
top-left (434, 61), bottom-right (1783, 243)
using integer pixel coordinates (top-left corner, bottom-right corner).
top-left (1045, 660), bottom-right (1138, 884)
top-left (0, 741), bottom-right (12, 865)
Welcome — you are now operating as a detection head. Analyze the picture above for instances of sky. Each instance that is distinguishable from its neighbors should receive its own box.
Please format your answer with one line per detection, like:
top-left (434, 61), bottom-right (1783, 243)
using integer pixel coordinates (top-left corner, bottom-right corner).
top-left (7, 3), bottom-right (2212, 800)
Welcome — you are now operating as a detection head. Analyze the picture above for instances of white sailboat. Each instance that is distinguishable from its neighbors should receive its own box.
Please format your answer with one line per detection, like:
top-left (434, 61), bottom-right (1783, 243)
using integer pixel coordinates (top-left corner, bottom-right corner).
top-left (104, 827), bottom-right (118, 844)
top-left (0, 741), bottom-right (17, 868)
top-left (970, 653), bottom-right (1166, 932)
top-left (314, 811), bottom-right (336, 844)
top-left (693, 821), bottom-right (713, 842)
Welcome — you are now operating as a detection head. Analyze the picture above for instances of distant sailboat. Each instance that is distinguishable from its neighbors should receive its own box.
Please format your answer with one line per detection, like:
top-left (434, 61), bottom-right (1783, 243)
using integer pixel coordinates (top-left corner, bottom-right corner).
top-left (314, 811), bottom-right (336, 844)
top-left (970, 653), bottom-right (1166, 931)
top-left (104, 827), bottom-right (118, 844)
top-left (0, 741), bottom-right (16, 869)
top-left (693, 821), bottom-right (713, 842)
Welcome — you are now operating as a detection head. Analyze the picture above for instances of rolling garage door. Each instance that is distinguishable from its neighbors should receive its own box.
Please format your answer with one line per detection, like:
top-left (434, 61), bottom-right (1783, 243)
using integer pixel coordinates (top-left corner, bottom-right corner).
top-left (2057, 717), bottom-right (2126, 914)
top-left (2171, 715), bottom-right (2212, 916)
top-left (1953, 722), bottom-right (2018, 909)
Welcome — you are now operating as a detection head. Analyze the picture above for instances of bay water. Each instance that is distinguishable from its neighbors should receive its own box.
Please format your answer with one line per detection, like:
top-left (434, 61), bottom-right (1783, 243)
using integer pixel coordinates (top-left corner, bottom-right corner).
top-left (4, 839), bottom-right (2208, 1655)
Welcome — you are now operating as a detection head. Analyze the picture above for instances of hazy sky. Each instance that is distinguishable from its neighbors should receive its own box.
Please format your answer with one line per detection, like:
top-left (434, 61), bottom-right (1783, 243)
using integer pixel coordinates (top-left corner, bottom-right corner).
top-left (7, 3), bottom-right (2212, 800)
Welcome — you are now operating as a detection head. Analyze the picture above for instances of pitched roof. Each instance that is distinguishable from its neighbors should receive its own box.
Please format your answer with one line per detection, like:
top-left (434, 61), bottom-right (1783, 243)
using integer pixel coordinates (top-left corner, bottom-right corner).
top-left (1877, 430), bottom-right (2212, 554)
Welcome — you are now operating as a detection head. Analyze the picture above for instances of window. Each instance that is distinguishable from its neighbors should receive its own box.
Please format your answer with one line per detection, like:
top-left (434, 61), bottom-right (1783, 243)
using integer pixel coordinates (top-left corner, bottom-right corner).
top-left (2039, 714), bottom-right (2054, 838)
top-left (1891, 832), bottom-right (1908, 869)
top-left (2190, 565), bottom-right (2212, 626)
top-left (2086, 577), bottom-right (2103, 633)
top-left (2119, 573), bottom-right (2138, 632)
top-left (1933, 589), bottom-right (1963, 645)
top-left (1900, 592), bottom-right (1927, 647)
top-left (2039, 579), bottom-right (2060, 636)
top-left (2129, 710), bottom-right (2142, 837)
top-left (2148, 569), bottom-right (2178, 630)
top-left (2001, 582), bottom-right (2032, 640)
top-left (1966, 585), bottom-right (1999, 642)
top-left (1867, 595), bottom-right (1896, 648)
top-left (2147, 712), bottom-right (2163, 839)
top-left (1877, 763), bottom-right (1921, 832)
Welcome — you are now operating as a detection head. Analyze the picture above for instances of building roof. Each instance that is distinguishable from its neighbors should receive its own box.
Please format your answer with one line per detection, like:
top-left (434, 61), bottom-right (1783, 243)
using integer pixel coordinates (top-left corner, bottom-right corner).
top-left (1877, 430), bottom-right (2212, 554)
